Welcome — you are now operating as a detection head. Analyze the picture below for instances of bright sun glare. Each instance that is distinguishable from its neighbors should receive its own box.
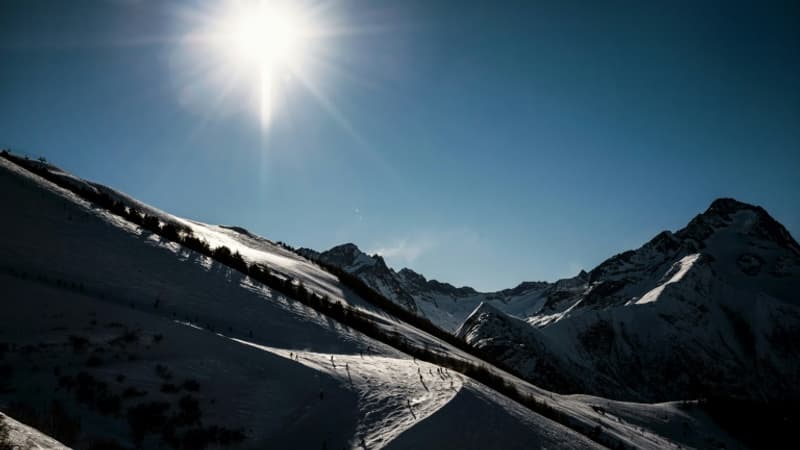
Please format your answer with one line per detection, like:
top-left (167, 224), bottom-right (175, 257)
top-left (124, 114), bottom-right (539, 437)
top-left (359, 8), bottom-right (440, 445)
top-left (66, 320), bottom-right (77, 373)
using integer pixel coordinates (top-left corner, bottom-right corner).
top-left (219, 2), bottom-right (315, 127)
top-left (178, 0), bottom-right (322, 129)
top-left (225, 4), bottom-right (309, 69)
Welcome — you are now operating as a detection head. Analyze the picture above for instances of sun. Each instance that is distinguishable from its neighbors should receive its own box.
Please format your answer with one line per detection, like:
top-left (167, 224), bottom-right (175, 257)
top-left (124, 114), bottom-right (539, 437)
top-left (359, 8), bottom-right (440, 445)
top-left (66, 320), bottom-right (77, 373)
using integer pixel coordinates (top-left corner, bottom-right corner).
top-left (223, 2), bottom-right (312, 72)
top-left (217, 2), bottom-right (316, 126)
top-left (175, 0), bottom-right (321, 129)
top-left (173, 0), bottom-right (368, 135)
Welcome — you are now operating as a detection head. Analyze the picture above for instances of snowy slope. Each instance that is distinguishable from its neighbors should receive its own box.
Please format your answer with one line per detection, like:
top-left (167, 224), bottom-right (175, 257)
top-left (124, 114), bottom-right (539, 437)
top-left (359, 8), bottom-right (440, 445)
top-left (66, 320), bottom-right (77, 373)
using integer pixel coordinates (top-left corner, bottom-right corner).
top-left (2, 156), bottom-right (759, 449)
top-left (0, 157), bottom-right (624, 449)
top-left (0, 412), bottom-right (70, 450)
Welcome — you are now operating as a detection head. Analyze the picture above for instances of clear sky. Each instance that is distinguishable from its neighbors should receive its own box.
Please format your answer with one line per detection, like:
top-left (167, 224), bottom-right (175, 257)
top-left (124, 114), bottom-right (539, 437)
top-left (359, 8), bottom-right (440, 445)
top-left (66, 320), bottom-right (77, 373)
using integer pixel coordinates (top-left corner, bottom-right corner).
top-left (1, 0), bottom-right (798, 291)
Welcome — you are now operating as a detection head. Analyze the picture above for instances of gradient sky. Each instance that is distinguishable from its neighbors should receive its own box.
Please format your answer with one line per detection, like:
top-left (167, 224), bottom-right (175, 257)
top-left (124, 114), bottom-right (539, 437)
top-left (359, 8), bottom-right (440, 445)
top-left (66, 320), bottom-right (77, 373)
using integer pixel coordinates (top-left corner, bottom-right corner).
top-left (1, 0), bottom-right (798, 291)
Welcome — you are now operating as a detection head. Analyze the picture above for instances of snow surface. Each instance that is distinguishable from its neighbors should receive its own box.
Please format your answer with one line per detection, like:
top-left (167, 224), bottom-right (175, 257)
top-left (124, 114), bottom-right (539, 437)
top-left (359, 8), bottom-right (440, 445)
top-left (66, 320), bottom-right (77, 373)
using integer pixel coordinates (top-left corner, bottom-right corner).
top-left (0, 157), bottom-right (747, 449)
top-left (0, 158), bottom-right (599, 448)
top-left (635, 253), bottom-right (702, 304)
top-left (0, 412), bottom-right (70, 450)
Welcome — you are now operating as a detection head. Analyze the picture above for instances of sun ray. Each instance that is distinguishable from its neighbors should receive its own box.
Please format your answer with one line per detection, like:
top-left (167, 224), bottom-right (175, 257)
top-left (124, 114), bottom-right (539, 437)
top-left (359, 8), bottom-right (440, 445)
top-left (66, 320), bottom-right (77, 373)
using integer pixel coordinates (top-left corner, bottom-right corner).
top-left (169, 0), bottom-right (398, 147)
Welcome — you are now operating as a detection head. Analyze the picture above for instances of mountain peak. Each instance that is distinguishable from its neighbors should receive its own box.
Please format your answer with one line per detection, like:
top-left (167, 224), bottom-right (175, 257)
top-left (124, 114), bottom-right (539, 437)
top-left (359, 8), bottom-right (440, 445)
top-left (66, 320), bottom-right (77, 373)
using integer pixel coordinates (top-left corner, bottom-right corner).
top-left (706, 197), bottom-right (756, 214)
top-left (328, 242), bottom-right (363, 254)
top-left (455, 301), bottom-right (508, 339)
top-left (398, 267), bottom-right (427, 283)
top-left (463, 301), bottom-right (509, 326)
top-left (686, 198), bottom-right (800, 254)
top-left (312, 242), bottom-right (389, 273)
top-left (473, 301), bottom-right (504, 316)
top-left (314, 242), bottom-right (419, 312)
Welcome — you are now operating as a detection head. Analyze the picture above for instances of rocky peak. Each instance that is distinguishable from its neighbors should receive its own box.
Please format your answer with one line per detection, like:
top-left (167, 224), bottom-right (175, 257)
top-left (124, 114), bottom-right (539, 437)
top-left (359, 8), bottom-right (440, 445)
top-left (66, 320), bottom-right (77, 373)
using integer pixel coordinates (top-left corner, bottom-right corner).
top-left (501, 280), bottom-right (551, 297)
top-left (471, 300), bottom-right (505, 317)
top-left (426, 279), bottom-right (478, 297)
top-left (396, 267), bottom-right (428, 287)
top-left (455, 301), bottom-right (508, 339)
top-left (319, 243), bottom-right (388, 271)
top-left (312, 242), bottom-right (419, 312)
top-left (326, 242), bottom-right (364, 259)
top-left (706, 197), bottom-right (759, 215)
top-left (643, 230), bottom-right (681, 253)
top-left (679, 198), bottom-right (800, 254)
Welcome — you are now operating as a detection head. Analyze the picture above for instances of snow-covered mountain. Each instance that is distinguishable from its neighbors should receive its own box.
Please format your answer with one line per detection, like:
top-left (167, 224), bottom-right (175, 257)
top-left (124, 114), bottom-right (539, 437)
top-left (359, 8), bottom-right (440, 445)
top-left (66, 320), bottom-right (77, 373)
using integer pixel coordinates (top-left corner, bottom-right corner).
top-left (458, 198), bottom-right (800, 402)
top-left (303, 199), bottom-right (800, 403)
top-left (298, 245), bottom-right (558, 332)
top-left (298, 244), bottom-right (421, 313)
top-left (2, 153), bottom-right (751, 449)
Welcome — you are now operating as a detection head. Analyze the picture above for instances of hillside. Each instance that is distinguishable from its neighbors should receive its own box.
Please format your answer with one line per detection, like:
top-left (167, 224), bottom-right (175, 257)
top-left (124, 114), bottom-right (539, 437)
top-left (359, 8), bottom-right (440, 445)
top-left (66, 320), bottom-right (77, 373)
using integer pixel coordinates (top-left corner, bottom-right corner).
top-left (0, 154), bottom-right (752, 448)
top-left (0, 412), bottom-right (69, 450)
top-left (0, 153), bottom-right (754, 448)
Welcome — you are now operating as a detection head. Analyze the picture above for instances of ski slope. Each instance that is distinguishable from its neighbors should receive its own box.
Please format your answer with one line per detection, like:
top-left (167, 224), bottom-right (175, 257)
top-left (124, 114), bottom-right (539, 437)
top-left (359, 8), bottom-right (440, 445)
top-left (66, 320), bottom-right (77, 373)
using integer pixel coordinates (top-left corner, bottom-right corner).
top-left (0, 157), bottom-right (741, 449)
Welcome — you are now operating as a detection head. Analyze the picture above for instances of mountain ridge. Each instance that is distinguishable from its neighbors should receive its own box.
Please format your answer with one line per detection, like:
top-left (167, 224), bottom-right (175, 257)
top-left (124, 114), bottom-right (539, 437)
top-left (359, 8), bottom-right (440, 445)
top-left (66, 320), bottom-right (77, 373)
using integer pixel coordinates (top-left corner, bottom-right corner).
top-left (458, 197), bottom-right (800, 401)
top-left (304, 197), bottom-right (800, 402)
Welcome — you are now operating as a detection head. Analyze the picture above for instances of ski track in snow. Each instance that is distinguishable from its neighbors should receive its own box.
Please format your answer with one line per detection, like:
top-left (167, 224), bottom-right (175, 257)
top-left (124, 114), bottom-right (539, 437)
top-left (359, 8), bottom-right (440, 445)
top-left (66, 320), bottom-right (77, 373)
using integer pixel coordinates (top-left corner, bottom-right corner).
top-left (232, 340), bottom-right (463, 449)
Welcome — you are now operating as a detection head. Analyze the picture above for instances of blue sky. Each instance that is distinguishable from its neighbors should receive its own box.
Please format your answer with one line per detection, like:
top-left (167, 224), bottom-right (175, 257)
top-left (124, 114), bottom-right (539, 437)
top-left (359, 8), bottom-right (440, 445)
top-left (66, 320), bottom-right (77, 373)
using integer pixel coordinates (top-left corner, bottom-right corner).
top-left (1, 0), bottom-right (798, 291)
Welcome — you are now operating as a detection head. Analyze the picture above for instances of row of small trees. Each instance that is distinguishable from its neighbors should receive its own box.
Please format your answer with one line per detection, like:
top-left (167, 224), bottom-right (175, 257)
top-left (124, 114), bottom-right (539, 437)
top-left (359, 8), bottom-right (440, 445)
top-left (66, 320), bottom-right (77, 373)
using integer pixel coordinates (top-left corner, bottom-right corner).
top-left (1, 149), bottom-right (625, 449)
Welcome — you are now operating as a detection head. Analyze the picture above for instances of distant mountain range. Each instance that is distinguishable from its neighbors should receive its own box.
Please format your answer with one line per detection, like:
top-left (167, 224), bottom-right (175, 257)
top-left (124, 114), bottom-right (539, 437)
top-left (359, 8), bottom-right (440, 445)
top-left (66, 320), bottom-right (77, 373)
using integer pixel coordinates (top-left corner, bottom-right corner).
top-left (297, 244), bottom-right (558, 333)
top-left (301, 198), bottom-right (800, 402)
